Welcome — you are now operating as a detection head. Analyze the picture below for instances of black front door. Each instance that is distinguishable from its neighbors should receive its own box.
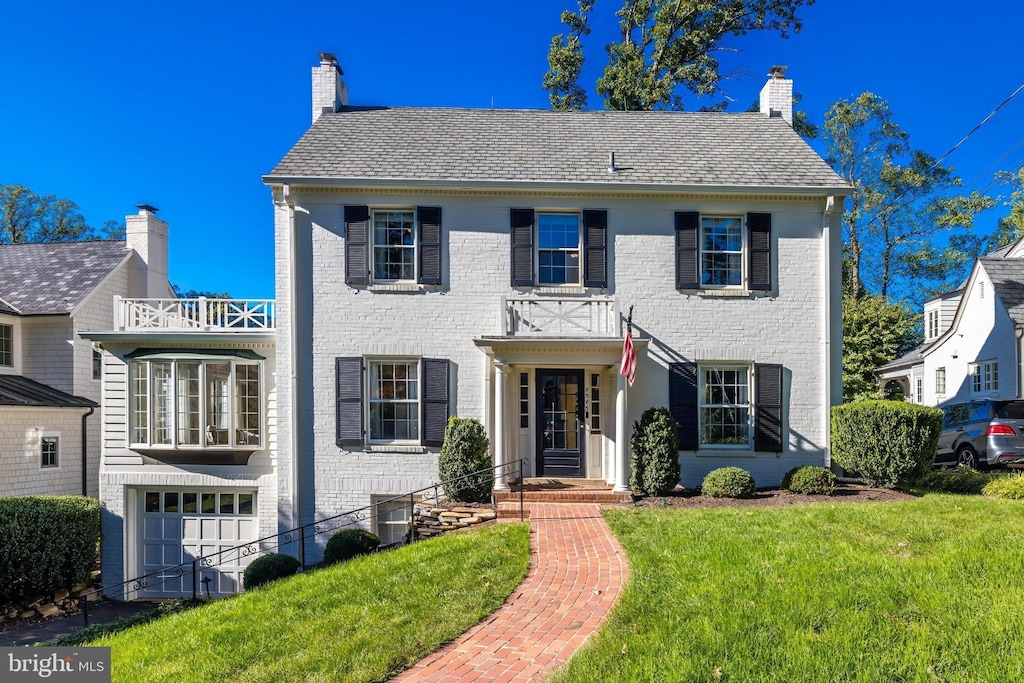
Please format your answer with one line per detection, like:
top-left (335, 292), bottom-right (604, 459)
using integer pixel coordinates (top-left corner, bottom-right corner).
top-left (536, 369), bottom-right (585, 478)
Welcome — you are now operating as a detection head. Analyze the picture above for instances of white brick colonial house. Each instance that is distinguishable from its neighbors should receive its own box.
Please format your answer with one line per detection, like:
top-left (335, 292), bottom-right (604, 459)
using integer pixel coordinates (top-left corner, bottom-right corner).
top-left (0, 207), bottom-right (171, 498)
top-left (261, 55), bottom-right (850, 559)
top-left (877, 238), bottom-right (1024, 406)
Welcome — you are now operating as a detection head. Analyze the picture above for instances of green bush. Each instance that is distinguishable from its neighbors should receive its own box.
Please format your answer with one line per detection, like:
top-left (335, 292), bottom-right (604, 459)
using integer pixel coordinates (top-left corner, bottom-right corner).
top-left (0, 496), bottom-right (99, 606)
top-left (781, 466), bottom-right (837, 495)
top-left (982, 473), bottom-right (1024, 500)
top-left (831, 400), bottom-right (943, 489)
top-left (701, 467), bottom-right (756, 498)
top-left (915, 466), bottom-right (995, 494)
top-left (323, 528), bottom-right (380, 565)
top-left (243, 553), bottom-right (301, 590)
top-left (438, 417), bottom-right (492, 502)
top-left (629, 407), bottom-right (681, 496)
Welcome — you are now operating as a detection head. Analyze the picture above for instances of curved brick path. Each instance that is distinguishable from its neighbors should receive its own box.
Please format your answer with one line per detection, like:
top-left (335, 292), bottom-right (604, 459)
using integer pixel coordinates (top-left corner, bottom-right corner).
top-left (392, 502), bottom-right (629, 682)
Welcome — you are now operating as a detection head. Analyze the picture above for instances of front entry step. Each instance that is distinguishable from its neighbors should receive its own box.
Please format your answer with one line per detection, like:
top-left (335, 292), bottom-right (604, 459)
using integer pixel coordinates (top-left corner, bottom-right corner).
top-left (494, 480), bottom-right (631, 504)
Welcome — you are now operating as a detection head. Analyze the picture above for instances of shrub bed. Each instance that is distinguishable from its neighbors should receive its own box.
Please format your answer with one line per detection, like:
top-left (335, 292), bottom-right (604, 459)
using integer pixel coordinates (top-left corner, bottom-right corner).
top-left (629, 407), bottom-right (681, 496)
top-left (701, 468), bottom-right (756, 498)
top-left (915, 466), bottom-right (995, 494)
top-left (244, 553), bottom-right (302, 590)
top-left (982, 473), bottom-right (1024, 500)
top-left (438, 417), bottom-right (492, 503)
top-left (0, 496), bottom-right (99, 606)
top-left (781, 466), bottom-right (837, 495)
top-left (323, 529), bottom-right (380, 565)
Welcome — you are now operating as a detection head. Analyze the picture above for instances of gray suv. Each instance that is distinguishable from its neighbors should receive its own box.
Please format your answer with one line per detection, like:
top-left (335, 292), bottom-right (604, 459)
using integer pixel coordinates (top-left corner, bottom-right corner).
top-left (937, 399), bottom-right (1024, 469)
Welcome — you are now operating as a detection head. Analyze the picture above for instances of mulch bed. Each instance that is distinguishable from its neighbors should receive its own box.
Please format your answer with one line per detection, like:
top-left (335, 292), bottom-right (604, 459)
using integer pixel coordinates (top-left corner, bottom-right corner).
top-left (628, 485), bottom-right (917, 509)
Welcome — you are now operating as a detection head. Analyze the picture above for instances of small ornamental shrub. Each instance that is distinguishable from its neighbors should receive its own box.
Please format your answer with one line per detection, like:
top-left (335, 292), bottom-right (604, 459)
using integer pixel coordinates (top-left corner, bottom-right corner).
top-left (781, 466), bottom-right (837, 495)
top-left (831, 401), bottom-right (943, 489)
top-left (629, 407), bottom-right (681, 496)
top-left (915, 466), bottom-right (995, 494)
top-left (243, 553), bottom-right (301, 590)
top-left (982, 473), bottom-right (1024, 500)
top-left (438, 417), bottom-right (493, 502)
top-left (0, 496), bottom-right (100, 606)
top-left (323, 528), bottom-right (380, 565)
top-left (701, 467), bottom-right (756, 499)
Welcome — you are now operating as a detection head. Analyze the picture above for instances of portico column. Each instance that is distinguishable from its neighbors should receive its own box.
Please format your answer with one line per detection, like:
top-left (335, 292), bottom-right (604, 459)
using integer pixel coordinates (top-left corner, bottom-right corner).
top-left (613, 372), bottom-right (630, 493)
top-left (493, 361), bottom-right (510, 490)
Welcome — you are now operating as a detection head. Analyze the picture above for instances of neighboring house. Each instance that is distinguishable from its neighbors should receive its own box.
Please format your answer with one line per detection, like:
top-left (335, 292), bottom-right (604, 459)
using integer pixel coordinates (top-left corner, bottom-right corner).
top-left (258, 55), bottom-right (849, 564)
top-left (877, 240), bottom-right (1024, 406)
top-left (0, 208), bottom-right (171, 498)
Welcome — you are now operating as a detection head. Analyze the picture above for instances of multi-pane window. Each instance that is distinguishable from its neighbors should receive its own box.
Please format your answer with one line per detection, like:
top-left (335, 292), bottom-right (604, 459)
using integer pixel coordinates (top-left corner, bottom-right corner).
top-left (373, 210), bottom-right (416, 281)
top-left (519, 372), bottom-right (529, 429)
top-left (926, 310), bottom-right (939, 339)
top-left (701, 216), bottom-right (744, 287)
top-left (92, 347), bottom-right (102, 380)
top-left (915, 377), bottom-right (923, 404)
top-left (936, 367), bottom-right (946, 395)
top-left (0, 323), bottom-right (12, 367)
top-left (373, 496), bottom-right (419, 546)
top-left (537, 214), bottom-right (581, 285)
top-left (40, 435), bottom-right (59, 468)
top-left (589, 373), bottom-right (601, 433)
top-left (130, 359), bottom-right (262, 449)
top-left (700, 366), bottom-right (751, 446)
top-left (369, 361), bottom-right (419, 441)
top-left (971, 361), bottom-right (998, 394)
top-left (144, 491), bottom-right (255, 515)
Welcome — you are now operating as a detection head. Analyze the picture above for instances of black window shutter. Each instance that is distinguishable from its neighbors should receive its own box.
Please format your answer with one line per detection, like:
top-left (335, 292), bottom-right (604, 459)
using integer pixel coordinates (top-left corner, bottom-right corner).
top-left (510, 209), bottom-right (535, 287)
top-left (754, 363), bottom-right (784, 452)
top-left (344, 205), bottom-right (370, 285)
top-left (582, 209), bottom-right (608, 288)
top-left (336, 357), bottom-right (364, 447)
top-left (421, 358), bottom-right (450, 447)
top-left (748, 212), bottom-right (772, 291)
top-left (675, 212), bottom-right (699, 289)
top-left (418, 206), bottom-right (442, 285)
top-left (669, 362), bottom-right (699, 450)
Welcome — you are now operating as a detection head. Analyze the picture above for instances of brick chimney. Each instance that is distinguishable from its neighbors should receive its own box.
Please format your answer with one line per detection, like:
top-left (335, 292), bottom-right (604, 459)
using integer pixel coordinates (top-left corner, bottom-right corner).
top-left (759, 65), bottom-right (793, 126)
top-left (125, 204), bottom-right (170, 298)
top-left (312, 52), bottom-right (348, 124)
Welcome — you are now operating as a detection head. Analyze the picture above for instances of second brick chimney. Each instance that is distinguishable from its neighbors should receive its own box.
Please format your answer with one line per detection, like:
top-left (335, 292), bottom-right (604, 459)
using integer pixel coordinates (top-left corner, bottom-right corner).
top-left (312, 52), bottom-right (348, 124)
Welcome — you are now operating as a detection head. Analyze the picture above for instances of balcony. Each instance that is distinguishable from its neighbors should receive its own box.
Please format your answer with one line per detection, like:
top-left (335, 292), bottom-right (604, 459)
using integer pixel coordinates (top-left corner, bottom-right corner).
top-left (503, 296), bottom-right (619, 337)
top-left (115, 296), bottom-right (276, 332)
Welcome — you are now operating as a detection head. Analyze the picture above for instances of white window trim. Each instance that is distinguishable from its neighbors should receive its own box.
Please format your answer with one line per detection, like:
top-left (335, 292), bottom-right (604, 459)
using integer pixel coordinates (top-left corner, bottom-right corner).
top-left (39, 430), bottom-right (60, 470)
top-left (936, 367), bottom-right (946, 396)
top-left (700, 214), bottom-right (747, 290)
top-left (970, 360), bottom-right (999, 395)
top-left (0, 320), bottom-right (16, 372)
top-left (372, 494), bottom-right (421, 546)
top-left (698, 363), bottom-right (753, 450)
top-left (926, 310), bottom-right (939, 340)
top-left (371, 208), bottom-right (417, 284)
top-left (366, 358), bottom-right (422, 445)
top-left (915, 377), bottom-right (923, 404)
top-left (92, 346), bottom-right (102, 381)
top-left (536, 211), bottom-right (583, 287)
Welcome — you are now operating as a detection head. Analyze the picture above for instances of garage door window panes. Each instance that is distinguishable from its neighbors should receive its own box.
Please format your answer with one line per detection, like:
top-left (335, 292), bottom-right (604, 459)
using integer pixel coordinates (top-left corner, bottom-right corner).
top-left (145, 491), bottom-right (256, 515)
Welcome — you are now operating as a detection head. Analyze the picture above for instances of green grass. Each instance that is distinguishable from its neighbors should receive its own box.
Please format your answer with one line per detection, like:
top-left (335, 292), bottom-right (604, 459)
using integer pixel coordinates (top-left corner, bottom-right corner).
top-left (89, 523), bottom-right (529, 683)
top-left (553, 496), bottom-right (1024, 683)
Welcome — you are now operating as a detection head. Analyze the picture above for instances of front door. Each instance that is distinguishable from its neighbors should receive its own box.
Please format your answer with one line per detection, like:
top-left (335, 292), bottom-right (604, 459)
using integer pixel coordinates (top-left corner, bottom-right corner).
top-left (536, 369), bottom-right (585, 477)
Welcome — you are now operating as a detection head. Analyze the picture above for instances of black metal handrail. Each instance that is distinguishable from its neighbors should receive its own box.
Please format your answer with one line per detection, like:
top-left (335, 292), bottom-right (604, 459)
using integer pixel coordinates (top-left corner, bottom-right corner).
top-left (78, 458), bottom-right (526, 625)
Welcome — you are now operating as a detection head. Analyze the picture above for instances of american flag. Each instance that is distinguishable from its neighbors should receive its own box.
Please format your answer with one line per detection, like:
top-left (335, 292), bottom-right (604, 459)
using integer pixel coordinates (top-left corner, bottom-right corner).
top-left (620, 316), bottom-right (636, 387)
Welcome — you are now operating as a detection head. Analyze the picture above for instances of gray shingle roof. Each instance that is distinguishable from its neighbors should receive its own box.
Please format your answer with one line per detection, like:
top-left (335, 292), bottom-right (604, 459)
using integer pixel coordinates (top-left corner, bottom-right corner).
top-left (0, 240), bottom-right (129, 315)
top-left (981, 258), bottom-right (1024, 325)
top-left (0, 375), bottom-right (97, 408)
top-left (876, 342), bottom-right (929, 373)
top-left (267, 107), bottom-right (848, 189)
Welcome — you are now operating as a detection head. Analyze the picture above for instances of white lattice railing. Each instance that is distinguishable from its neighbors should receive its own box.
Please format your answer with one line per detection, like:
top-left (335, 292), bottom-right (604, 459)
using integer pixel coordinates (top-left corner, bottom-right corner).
top-left (115, 296), bottom-right (276, 332)
top-left (504, 296), bottom-right (619, 337)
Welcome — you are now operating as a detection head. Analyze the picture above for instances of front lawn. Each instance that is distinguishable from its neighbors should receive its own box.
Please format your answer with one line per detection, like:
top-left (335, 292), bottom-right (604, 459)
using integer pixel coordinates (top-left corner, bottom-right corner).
top-left (90, 523), bottom-right (530, 683)
top-left (554, 495), bottom-right (1024, 682)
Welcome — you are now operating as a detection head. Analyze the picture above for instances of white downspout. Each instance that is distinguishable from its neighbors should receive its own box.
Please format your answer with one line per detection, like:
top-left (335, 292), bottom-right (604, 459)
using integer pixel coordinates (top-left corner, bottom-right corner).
top-left (823, 195), bottom-right (836, 468)
top-left (284, 184), bottom-right (301, 533)
top-left (1016, 326), bottom-right (1023, 399)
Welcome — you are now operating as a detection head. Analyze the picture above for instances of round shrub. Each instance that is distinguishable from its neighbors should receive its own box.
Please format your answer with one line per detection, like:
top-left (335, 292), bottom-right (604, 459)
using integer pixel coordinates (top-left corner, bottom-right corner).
top-left (629, 407), bottom-right (681, 496)
top-left (831, 400), bottom-right (943, 489)
top-left (323, 528), bottom-right (380, 565)
top-left (781, 466), bottom-right (837, 495)
top-left (243, 553), bottom-right (301, 590)
top-left (701, 467), bottom-right (756, 498)
top-left (982, 473), bottom-right (1024, 500)
top-left (438, 417), bottom-right (492, 503)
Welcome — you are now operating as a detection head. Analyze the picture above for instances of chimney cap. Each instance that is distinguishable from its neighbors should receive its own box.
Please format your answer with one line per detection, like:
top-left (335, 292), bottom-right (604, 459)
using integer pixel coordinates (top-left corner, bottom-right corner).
top-left (136, 204), bottom-right (159, 213)
top-left (318, 52), bottom-right (344, 74)
top-left (768, 65), bottom-right (788, 79)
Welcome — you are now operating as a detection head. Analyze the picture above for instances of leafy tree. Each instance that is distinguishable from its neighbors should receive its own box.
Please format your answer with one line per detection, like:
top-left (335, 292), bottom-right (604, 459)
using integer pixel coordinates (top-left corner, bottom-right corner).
top-left (984, 167), bottom-right (1024, 250)
top-left (841, 292), bottom-right (919, 401)
top-left (0, 183), bottom-right (123, 244)
top-left (543, 0), bottom-right (814, 112)
top-left (747, 91), bottom-right (818, 140)
top-left (171, 284), bottom-right (232, 299)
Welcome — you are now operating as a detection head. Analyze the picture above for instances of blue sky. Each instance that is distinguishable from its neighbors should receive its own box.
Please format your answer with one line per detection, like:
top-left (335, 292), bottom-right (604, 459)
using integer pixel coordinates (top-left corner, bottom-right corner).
top-left (2, 1), bottom-right (1023, 299)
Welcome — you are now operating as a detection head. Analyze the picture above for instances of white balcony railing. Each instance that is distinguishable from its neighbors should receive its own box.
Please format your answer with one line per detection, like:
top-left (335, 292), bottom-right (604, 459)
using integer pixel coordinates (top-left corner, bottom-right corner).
top-left (503, 296), bottom-right (619, 337)
top-left (115, 296), bottom-right (276, 332)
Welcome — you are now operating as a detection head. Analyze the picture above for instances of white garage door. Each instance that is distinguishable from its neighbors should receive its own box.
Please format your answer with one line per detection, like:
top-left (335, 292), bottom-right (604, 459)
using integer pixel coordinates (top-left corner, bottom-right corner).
top-left (137, 489), bottom-right (258, 599)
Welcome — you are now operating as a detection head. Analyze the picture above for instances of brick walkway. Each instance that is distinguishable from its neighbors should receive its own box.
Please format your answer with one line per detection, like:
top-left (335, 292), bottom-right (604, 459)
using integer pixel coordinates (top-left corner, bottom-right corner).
top-left (392, 502), bottom-right (628, 682)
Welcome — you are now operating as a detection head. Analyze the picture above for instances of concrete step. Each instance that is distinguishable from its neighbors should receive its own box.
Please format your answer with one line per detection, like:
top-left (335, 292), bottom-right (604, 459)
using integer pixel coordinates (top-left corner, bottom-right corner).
top-left (494, 489), bottom-right (631, 504)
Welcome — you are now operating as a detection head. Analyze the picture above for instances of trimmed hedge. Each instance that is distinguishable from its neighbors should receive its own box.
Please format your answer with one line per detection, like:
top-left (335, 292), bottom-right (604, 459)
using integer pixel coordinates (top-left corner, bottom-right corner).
top-left (629, 407), bottom-right (681, 496)
top-left (982, 473), bottom-right (1024, 500)
top-left (438, 417), bottom-right (492, 503)
top-left (323, 528), bottom-right (380, 565)
top-left (915, 466), bottom-right (995, 494)
top-left (781, 466), bottom-right (837, 495)
top-left (701, 467), bottom-right (756, 499)
top-left (831, 400), bottom-right (943, 489)
top-left (0, 496), bottom-right (100, 606)
top-left (243, 553), bottom-right (301, 590)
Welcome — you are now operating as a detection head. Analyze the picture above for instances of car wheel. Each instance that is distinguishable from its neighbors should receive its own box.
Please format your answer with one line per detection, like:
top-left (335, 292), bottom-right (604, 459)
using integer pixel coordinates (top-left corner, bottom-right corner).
top-left (956, 446), bottom-right (979, 470)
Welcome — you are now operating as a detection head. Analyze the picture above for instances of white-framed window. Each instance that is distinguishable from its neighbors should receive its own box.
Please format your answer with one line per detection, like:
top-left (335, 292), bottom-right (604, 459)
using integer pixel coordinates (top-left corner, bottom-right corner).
top-left (372, 209), bottom-right (416, 282)
top-left (129, 358), bottom-right (263, 449)
top-left (970, 360), bottom-right (998, 394)
top-left (589, 373), bottom-right (601, 433)
top-left (40, 432), bottom-right (59, 469)
top-left (519, 372), bottom-right (529, 429)
top-left (0, 323), bottom-right (12, 368)
top-left (144, 490), bottom-right (256, 515)
top-left (936, 367), bottom-right (946, 395)
top-left (701, 216), bottom-right (745, 287)
top-left (92, 347), bottom-right (102, 380)
top-left (537, 213), bottom-right (581, 285)
top-left (926, 310), bottom-right (939, 340)
top-left (368, 360), bottom-right (420, 442)
top-left (372, 495), bottom-right (420, 546)
top-left (915, 377), bottom-right (923, 404)
top-left (699, 365), bottom-right (751, 447)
